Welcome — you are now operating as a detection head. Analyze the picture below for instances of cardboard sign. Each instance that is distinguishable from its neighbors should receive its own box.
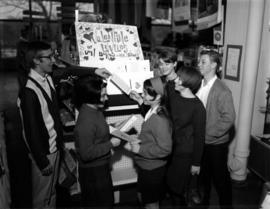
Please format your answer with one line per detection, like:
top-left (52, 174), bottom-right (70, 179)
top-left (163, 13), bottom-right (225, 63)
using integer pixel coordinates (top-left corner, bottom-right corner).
top-left (75, 22), bottom-right (144, 65)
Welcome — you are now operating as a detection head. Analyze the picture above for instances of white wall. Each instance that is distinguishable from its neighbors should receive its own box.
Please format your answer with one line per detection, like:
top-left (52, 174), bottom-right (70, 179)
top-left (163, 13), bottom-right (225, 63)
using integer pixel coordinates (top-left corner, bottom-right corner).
top-left (223, 0), bottom-right (270, 136)
top-left (223, 0), bottom-right (250, 130)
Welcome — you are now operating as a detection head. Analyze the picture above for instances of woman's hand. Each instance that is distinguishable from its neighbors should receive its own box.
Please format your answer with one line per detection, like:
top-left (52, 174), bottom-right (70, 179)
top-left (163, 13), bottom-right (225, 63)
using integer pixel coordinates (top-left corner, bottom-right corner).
top-left (130, 139), bottom-right (141, 153)
top-left (129, 90), bottom-right (143, 105)
top-left (110, 137), bottom-right (121, 147)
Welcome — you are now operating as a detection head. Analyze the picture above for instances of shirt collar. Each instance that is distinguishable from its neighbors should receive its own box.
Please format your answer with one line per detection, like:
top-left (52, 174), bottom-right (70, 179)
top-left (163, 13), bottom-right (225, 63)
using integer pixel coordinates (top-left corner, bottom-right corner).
top-left (144, 105), bottom-right (159, 121)
top-left (29, 69), bottom-right (48, 83)
top-left (202, 75), bottom-right (217, 87)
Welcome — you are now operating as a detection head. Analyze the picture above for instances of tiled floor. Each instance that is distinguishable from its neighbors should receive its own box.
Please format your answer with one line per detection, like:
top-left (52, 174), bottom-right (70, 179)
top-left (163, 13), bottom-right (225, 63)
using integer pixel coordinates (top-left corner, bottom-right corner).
top-left (56, 171), bottom-right (263, 209)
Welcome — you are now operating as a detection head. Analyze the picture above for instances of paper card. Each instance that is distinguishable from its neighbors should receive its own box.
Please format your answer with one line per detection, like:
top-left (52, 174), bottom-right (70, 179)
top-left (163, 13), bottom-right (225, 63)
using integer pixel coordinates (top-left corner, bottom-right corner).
top-left (109, 126), bottom-right (138, 142)
top-left (109, 115), bottom-right (137, 131)
top-left (109, 73), bottom-right (131, 95)
top-left (129, 71), bottom-right (153, 93)
top-left (126, 60), bottom-right (151, 73)
top-left (80, 60), bottom-right (152, 95)
top-left (119, 115), bottom-right (138, 132)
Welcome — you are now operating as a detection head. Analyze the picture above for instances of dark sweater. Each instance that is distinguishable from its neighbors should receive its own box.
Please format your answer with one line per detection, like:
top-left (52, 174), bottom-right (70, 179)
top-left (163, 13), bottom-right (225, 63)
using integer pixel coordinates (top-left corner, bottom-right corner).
top-left (74, 104), bottom-right (112, 167)
top-left (167, 82), bottom-right (206, 166)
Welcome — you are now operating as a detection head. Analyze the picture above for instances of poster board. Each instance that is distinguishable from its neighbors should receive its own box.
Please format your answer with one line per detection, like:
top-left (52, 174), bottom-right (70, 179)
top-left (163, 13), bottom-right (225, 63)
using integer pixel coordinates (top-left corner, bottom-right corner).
top-left (75, 22), bottom-right (153, 107)
top-left (75, 22), bottom-right (144, 66)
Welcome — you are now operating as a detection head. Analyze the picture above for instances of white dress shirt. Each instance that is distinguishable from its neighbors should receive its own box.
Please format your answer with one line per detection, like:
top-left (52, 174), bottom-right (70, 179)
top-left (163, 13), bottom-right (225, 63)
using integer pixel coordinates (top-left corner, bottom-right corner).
top-left (196, 75), bottom-right (217, 108)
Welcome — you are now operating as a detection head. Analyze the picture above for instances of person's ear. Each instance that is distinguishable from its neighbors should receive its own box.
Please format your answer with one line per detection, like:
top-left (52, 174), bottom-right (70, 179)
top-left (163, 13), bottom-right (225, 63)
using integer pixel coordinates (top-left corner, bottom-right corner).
top-left (211, 62), bottom-right (217, 70)
top-left (33, 57), bottom-right (41, 66)
top-left (173, 62), bottom-right (177, 68)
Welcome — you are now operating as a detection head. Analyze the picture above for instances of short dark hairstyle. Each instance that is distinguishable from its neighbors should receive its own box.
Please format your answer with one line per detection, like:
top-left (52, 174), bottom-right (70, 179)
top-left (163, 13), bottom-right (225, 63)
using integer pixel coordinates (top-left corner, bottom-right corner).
top-left (200, 50), bottom-right (221, 74)
top-left (72, 75), bottom-right (106, 108)
top-left (144, 79), bottom-right (158, 101)
top-left (176, 66), bottom-right (202, 94)
top-left (156, 49), bottom-right (177, 63)
top-left (26, 41), bottom-right (51, 69)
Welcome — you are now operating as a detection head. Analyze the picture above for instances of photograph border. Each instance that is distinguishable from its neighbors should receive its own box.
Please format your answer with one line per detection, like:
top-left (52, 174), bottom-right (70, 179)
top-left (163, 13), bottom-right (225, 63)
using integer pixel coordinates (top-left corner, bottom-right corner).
top-left (224, 44), bottom-right (242, 81)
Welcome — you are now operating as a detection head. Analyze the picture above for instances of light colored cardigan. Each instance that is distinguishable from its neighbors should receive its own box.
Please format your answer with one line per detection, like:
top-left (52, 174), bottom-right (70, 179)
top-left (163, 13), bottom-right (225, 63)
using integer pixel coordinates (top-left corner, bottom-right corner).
top-left (205, 79), bottom-right (236, 145)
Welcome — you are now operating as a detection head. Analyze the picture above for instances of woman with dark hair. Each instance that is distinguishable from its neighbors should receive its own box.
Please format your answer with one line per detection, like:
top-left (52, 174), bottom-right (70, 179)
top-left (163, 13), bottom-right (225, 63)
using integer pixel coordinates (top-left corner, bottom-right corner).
top-left (129, 76), bottom-right (172, 209)
top-left (159, 61), bottom-right (206, 206)
top-left (73, 75), bottom-right (120, 208)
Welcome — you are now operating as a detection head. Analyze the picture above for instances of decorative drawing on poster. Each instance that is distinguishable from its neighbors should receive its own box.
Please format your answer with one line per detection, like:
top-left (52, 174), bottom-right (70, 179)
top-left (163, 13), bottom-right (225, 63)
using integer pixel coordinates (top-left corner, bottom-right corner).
top-left (75, 22), bottom-right (144, 66)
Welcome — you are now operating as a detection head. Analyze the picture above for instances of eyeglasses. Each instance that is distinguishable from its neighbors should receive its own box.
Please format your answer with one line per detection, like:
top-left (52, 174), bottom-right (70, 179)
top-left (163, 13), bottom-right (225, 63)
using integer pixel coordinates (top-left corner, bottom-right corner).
top-left (39, 53), bottom-right (57, 60)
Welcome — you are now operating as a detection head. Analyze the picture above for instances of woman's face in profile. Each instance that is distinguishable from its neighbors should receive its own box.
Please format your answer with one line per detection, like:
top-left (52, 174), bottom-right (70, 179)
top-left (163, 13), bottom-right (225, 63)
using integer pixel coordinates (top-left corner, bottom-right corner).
top-left (98, 87), bottom-right (108, 109)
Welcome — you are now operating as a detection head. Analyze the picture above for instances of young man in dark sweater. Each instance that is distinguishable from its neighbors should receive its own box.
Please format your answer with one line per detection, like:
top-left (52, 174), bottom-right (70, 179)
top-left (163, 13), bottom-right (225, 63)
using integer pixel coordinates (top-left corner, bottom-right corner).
top-left (18, 41), bottom-right (112, 208)
top-left (18, 41), bottom-right (63, 208)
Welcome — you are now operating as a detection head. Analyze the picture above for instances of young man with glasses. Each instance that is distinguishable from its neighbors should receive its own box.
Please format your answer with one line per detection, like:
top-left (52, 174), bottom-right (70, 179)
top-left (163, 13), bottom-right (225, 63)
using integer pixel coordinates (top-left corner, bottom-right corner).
top-left (18, 41), bottom-right (63, 208)
top-left (18, 41), bottom-right (111, 208)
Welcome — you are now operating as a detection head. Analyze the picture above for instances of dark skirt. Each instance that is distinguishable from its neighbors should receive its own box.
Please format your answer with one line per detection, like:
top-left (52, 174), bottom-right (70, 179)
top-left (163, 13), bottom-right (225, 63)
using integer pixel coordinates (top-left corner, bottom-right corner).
top-left (137, 165), bottom-right (166, 204)
top-left (166, 157), bottom-right (192, 195)
top-left (79, 163), bottom-right (114, 208)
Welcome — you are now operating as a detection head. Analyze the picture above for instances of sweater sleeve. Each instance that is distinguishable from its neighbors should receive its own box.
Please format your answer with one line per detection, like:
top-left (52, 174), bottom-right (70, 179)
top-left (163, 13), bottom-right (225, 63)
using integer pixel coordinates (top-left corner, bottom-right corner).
top-left (74, 114), bottom-right (112, 162)
top-left (139, 115), bottom-right (172, 159)
top-left (208, 90), bottom-right (236, 138)
top-left (52, 65), bottom-right (97, 83)
top-left (191, 102), bottom-right (206, 166)
top-left (20, 89), bottom-right (50, 170)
